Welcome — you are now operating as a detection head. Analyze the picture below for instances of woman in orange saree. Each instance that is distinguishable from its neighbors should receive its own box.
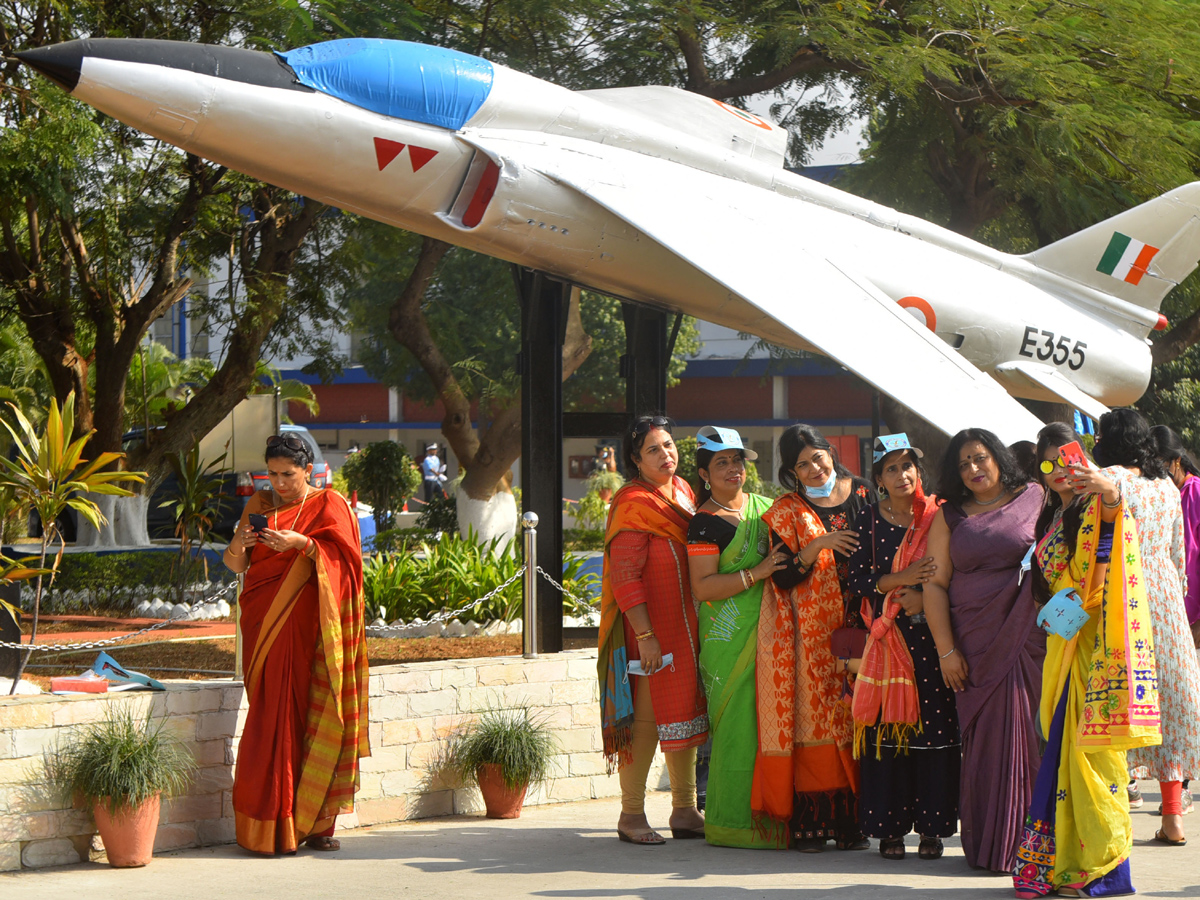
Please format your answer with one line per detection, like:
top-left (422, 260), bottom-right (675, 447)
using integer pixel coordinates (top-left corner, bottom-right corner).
top-left (222, 434), bottom-right (369, 855)
top-left (760, 424), bottom-right (873, 853)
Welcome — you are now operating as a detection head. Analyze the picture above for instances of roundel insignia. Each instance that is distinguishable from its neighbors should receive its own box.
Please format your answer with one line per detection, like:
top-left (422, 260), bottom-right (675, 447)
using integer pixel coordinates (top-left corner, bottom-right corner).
top-left (711, 99), bottom-right (772, 131)
top-left (897, 296), bottom-right (937, 332)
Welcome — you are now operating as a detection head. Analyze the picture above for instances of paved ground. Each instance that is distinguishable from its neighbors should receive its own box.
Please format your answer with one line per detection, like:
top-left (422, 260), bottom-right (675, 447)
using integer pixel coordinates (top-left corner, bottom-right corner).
top-left (3, 786), bottom-right (1198, 899)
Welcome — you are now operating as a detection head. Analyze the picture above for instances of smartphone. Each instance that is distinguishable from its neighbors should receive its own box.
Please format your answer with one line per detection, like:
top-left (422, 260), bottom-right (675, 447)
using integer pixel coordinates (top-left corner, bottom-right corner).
top-left (1058, 440), bottom-right (1087, 470)
top-left (248, 513), bottom-right (269, 533)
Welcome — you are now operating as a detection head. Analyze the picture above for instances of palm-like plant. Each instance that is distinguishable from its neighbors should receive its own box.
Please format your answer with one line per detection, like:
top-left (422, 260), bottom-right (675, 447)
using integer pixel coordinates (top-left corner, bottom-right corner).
top-left (159, 446), bottom-right (227, 603)
top-left (0, 554), bottom-right (45, 628)
top-left (0, 392), bottom-right (145, 691)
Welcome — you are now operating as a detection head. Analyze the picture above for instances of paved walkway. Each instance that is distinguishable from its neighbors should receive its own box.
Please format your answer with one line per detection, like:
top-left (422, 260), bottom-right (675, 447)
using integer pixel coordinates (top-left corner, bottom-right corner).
top-left (3, 789), bottom-right (1197, 899)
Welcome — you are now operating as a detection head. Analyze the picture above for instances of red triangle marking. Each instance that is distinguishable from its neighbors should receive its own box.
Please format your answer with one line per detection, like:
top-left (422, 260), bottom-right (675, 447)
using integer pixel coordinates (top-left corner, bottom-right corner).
top-left (408, 145), bottom-right (438, 172)
top-left (374, 137), bottom-right (406, 171)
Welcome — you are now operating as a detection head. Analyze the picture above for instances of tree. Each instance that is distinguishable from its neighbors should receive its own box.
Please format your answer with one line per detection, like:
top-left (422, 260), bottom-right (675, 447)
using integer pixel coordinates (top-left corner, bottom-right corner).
top-left (0, 1), bottom-right (418, 542)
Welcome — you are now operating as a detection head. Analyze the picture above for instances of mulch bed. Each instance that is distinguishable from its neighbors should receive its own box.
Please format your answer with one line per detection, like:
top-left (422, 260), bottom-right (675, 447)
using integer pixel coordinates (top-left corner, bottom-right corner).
top-left (20, 634), bottom-right (523, 690)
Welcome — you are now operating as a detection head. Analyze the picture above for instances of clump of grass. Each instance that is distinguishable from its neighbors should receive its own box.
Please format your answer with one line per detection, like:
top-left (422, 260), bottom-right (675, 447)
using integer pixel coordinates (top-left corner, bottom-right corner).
top-left (449, 702), bottom-right (558, 791)
top-left (49, 706), bottom-right (196, 814)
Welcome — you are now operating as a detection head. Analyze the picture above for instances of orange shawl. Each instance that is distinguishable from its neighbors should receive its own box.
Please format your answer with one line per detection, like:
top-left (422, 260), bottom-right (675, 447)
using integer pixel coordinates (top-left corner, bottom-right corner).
top-left (756, 493), bottom-right (854, 827)
top-left (597, 476), bottom-right (693, 771)
top-left (233, 489), bottom-right (369, 853)
top-left (851, 490), bottom-right (940, 757)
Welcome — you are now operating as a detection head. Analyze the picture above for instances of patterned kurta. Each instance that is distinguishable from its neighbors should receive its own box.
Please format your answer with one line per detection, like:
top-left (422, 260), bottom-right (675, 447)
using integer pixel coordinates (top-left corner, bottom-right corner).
top-left (1110, 467), bottom-right (1200, 781)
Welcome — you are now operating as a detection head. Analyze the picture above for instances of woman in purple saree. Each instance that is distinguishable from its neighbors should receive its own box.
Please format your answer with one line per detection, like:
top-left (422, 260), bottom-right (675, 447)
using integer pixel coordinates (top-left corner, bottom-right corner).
top-left (922, 429), bottom-right (1045, 872)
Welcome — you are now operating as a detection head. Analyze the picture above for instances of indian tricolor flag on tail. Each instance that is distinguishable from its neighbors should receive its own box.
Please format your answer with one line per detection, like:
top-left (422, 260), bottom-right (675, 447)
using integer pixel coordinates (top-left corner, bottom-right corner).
top-left (1097, 232), bottom-right (1159, 286)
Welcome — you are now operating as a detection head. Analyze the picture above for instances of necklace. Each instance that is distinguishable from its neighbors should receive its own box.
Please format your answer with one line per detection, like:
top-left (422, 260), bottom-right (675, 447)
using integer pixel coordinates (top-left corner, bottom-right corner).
top-left (274, 486), bottom-right (311, 532)
top-left (882, 500), bottom-right (913, 525)
top-left (972, 488), bottom-right (1009, 506)
top-left (709, 495), bottom-right (745, 519)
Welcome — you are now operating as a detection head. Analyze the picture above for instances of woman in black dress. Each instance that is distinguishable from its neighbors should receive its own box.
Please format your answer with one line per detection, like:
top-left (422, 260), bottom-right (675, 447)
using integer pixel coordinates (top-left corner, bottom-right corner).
top-left (845, 435), bottom-right (961, 861)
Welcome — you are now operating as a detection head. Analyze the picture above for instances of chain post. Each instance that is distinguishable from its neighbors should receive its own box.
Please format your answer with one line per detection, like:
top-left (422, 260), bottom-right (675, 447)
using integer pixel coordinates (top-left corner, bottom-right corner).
top-left (522, 511), bottom-right (539, 658)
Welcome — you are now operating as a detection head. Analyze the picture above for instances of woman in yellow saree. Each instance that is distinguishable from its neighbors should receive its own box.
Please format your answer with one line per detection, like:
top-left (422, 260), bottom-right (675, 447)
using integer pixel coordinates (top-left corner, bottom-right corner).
top-left (1012, 424), bottom-right (1160, 898)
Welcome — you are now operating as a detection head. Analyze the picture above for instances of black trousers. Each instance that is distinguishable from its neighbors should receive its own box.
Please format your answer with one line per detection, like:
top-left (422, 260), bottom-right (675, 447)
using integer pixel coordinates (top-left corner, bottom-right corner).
top-left (858, 743), bottom-right (960, 839)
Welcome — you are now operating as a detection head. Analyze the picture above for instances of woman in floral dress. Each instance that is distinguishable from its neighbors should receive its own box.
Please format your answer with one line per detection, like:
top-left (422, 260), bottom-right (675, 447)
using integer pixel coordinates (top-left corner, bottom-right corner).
top-left (1093, 409), bottom-right (1200, 846)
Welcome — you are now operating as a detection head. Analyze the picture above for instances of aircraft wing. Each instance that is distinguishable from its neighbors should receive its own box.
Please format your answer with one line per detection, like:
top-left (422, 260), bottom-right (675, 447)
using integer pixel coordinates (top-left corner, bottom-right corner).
top-left (993, 361), bottom-right (1110, 421)
top-left (475, 135), bottom-right (1045, 444)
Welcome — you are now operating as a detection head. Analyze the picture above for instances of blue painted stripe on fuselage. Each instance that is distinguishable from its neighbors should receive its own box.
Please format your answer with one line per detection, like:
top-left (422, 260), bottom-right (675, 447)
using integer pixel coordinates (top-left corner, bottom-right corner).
top-left (277, 38), bottom-right (493, 130)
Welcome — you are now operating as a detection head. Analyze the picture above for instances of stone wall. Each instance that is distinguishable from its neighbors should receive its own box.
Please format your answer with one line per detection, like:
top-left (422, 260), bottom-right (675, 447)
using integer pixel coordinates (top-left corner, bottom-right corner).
top-left (0, 650), bottom-right (664, 871)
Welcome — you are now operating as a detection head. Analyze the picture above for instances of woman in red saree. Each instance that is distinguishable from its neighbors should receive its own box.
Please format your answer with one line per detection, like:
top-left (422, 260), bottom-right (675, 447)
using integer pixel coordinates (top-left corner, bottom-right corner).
top-left (222, 434), bottom-right (369, 855)
top-left (598, 415), bottom-right (707, 845)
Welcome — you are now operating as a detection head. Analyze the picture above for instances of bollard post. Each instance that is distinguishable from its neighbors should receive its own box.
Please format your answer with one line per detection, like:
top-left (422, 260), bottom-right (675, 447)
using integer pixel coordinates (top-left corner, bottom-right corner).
top-left (522, 511), bottom-right (539, 658)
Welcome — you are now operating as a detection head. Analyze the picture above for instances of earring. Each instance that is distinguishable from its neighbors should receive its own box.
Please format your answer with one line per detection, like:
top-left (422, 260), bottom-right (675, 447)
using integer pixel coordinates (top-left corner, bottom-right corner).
top-left (704, 481), bottom-right (711, 490)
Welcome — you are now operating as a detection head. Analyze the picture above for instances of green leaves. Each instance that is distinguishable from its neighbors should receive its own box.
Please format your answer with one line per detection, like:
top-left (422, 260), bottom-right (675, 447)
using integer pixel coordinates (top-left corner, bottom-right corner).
top-left (341, 441), bottom-right (423, 531)
top-left (447, 702), bottom-right (558, 791)
top-left (47, 707), bottom-right (196, 815)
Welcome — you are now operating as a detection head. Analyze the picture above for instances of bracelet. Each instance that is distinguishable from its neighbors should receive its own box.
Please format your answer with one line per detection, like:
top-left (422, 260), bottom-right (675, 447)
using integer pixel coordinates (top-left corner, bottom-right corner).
top-left (746, 569), bottom-right (756, 587)
top-left (227, 545), bottom-right (244, 558)
top-left (739, 570), bottom-right (749, 590)
top-left (795, 553), bottom-right (810, 571)
top-left (939, 647), bottom-right (957, 659)
top-left (1102, 490), bottom-right (1122, 509)
top-left (635, 629), bottom-right (655, 642)
top-left (875, 580), bottom-right (887, 595)
top-left (305, 536), bottom-right (314, 555)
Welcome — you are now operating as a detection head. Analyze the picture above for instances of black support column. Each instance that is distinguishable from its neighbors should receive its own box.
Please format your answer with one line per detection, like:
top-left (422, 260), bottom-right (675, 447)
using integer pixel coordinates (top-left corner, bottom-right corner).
top-left (518, 269), bottom-right (569, 653)
top-left (621, 302), bottom-right (671, 417)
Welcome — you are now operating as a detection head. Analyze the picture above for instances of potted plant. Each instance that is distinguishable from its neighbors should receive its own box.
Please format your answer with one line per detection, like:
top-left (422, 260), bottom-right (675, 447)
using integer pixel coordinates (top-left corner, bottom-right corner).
top-left (49, 706), bottom-right (195, 867)
top-left (587, 468), bottom-right (624, 504)
top-left (449, 703), bottom-right (558, 819)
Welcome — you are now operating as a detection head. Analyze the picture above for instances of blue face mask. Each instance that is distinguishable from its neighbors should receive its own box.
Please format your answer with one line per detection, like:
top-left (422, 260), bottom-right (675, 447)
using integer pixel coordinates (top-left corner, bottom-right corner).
top-left (804, 467), bottom-right (838, 498)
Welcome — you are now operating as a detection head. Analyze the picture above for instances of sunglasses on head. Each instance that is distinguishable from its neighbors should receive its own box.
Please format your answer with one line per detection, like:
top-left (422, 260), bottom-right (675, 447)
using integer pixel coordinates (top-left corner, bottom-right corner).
top-left (631, 416), bottom-right (669, 437)
top-left (267, 433), bottom-right (307, 452)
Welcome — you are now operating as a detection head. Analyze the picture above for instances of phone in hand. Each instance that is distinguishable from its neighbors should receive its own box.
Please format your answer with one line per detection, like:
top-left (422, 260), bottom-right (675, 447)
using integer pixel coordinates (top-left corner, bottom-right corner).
top-left (248, 513), bottom-right (269, 534)
top-left (1058, 441), bottom-right (1087, 470)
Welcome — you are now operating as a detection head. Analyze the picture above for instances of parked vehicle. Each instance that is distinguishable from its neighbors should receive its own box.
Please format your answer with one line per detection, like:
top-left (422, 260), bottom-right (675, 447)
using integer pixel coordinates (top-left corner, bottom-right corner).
top-left (237, 424), bottom-right (331, 500)
top-left (128, 423), bottom-right (331, 541)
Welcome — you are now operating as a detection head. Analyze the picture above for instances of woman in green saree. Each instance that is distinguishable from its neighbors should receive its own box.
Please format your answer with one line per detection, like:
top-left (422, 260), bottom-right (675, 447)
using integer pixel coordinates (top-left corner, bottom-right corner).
top-left (687, 426), bottom-right (789, 848)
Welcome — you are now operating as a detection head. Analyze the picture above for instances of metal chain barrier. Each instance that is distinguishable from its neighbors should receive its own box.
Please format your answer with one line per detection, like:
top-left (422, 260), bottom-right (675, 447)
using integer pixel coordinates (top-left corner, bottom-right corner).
top-left (535, 565), bottom-right (598, 610)
top-left (364, 564), bottom-right (527, 634)
top-left (0, 579), bottom-right (240, 653)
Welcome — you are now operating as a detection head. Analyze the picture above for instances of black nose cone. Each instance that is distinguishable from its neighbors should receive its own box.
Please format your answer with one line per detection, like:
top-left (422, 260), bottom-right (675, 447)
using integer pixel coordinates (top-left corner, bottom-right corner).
top-left (16, 42), bottom-right (84, 92)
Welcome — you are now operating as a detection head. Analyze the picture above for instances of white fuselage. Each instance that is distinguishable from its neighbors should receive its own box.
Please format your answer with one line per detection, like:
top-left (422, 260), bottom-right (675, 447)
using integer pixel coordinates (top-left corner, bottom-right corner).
top-left (72, 54), bottom-right (1152, 407)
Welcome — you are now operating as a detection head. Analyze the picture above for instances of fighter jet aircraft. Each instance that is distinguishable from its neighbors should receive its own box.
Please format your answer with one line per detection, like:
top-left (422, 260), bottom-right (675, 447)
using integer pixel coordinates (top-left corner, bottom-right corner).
top-left (18, 37), bottom-right (1200, 442)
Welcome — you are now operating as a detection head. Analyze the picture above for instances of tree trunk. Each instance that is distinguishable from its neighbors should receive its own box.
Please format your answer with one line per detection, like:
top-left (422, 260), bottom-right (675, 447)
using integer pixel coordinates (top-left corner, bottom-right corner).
top-left (74, 494), bottom-right (149, 548)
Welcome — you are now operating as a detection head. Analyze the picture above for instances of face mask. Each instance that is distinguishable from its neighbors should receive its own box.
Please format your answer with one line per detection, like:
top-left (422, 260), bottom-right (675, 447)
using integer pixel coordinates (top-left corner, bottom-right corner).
top-left (804, 466), bottom-right (838, 498)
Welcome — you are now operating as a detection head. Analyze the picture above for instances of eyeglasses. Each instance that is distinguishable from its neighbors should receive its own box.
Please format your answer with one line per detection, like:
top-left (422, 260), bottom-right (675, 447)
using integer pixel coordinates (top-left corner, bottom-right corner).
top-left (631, 416), bottom-right (669, 437)
top-left (267, 434), bottom-right (307, 452)
top-left (1040, 457), bottom-right (1063, 474)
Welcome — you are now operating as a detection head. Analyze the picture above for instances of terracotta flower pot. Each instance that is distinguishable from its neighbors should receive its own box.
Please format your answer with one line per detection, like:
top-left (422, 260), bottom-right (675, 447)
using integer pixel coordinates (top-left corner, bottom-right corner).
top-left (92, 794), bottom-right (162, 867)
top-left (477, 764), bottom-right (528, 819)
top-left (597, 488), bottom-right (613, 503)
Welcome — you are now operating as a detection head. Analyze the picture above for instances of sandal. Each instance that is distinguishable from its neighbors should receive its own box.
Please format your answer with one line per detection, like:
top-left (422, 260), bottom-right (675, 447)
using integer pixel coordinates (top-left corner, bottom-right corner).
top-left (917, 835), bottom-right (944, 860)
top-left (794, 837), bottom-right (826, 853)
top-left (304, 836), bottom-right (340, 851)
top-left (618, 829), bottom-right (666, 845)
top-left (1153, 828), bottom-right (1187, 846)
top-left (879, 837), bottom-right (905, 860)
top-left (835, 832), bottom-right (870, 851)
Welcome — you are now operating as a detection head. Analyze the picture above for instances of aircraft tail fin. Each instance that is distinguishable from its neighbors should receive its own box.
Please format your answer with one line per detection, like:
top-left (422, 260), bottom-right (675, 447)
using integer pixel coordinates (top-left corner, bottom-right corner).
top-left (1025, 182), bottom-right (1200, 317)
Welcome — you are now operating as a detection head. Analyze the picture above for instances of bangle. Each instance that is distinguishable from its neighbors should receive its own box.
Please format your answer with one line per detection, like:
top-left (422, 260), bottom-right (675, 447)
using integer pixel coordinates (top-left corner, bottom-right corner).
top-left (1102, 490), bottom-right (1122, 509)
top-left (796, 553), bottom-right (810, 572)
top-left (746, 569), bottom-right (756, 587)
top-left (304, 536), bottom-right (314, 555)
top-left (635, 629), bottom-right (655, 642)
top-left (739, 570), bottom-right (749, 590)
top-left (227, 545), bottom-right (244, 558)
top-left (875, 580), bottom-right (887, 595)
top-left (939, 647), bottom-right (957, 659)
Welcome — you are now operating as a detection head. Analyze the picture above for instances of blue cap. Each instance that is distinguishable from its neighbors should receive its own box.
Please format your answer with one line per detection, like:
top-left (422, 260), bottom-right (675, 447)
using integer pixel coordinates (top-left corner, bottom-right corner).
top-left (696, 426), bottom-right (758, 461)
top-left (872, 433), bottom-right (924, 464)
